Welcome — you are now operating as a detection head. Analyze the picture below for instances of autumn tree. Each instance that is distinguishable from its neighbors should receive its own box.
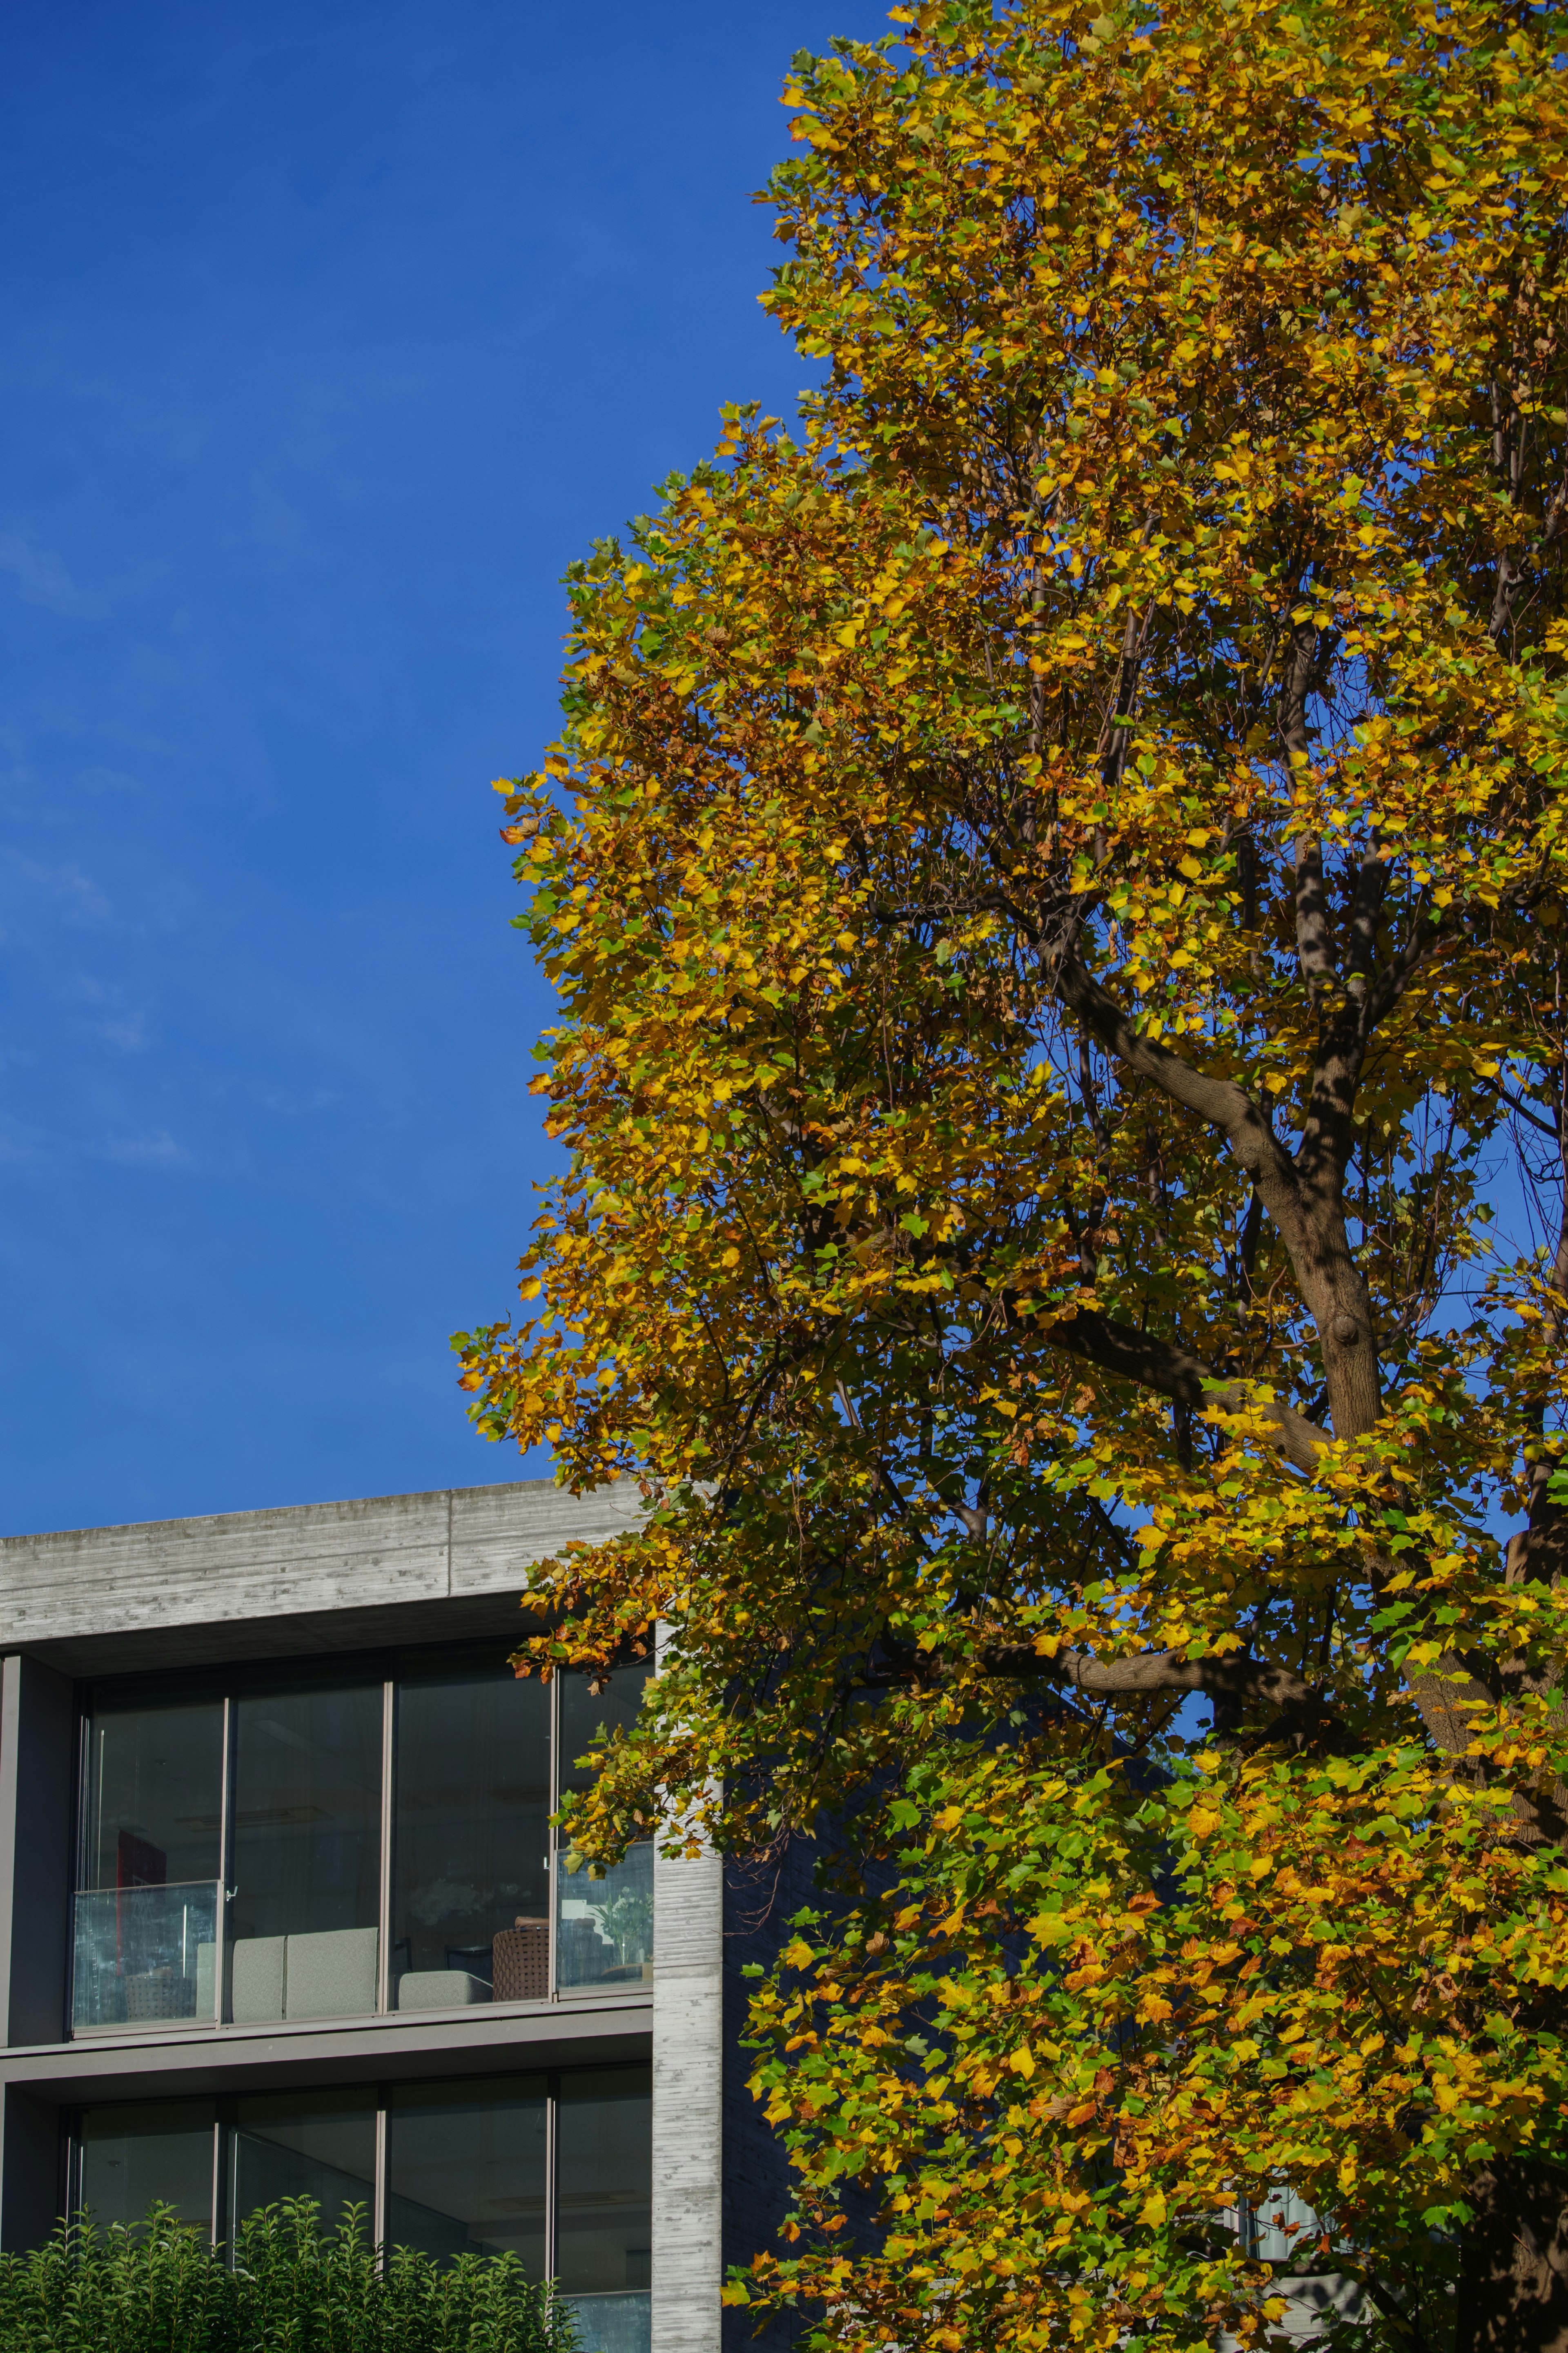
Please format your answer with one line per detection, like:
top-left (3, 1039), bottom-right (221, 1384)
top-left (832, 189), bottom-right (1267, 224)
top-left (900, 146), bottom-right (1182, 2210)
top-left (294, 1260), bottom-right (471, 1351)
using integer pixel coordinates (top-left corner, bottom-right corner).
top-left (455, 0), bottom-right (1568, 2343)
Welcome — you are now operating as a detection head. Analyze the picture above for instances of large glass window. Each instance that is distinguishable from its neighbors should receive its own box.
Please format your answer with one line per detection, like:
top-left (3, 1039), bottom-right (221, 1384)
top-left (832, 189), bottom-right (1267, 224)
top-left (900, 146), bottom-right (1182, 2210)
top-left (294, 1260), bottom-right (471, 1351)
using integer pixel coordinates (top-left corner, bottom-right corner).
top-left (557, 2066), bottom-right (653, 2297)
top-left (73, 2064), bottom-right (651, 2353)
top-left (230, 1684), bottom-right (383, 2023)
top-left (70, 1652), bottom-right (654, 2036)
top-left (392, 1671), bottom-right (551, 2012)
top-left (79, 2098), bottom-right (215, 2233)
top-left (74, 1696), bottom-right (224, 2034)
top-left (230, 2090), bottom-right (376, 2238)
top-left (387, 2074), bottom-right (547, 2269)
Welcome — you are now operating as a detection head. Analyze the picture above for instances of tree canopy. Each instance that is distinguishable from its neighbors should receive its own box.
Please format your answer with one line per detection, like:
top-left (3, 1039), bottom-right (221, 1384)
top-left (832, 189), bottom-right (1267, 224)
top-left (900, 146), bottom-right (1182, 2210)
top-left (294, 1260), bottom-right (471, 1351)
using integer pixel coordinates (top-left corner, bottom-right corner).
top-left (456, 0), bottom-right (1568, 2342)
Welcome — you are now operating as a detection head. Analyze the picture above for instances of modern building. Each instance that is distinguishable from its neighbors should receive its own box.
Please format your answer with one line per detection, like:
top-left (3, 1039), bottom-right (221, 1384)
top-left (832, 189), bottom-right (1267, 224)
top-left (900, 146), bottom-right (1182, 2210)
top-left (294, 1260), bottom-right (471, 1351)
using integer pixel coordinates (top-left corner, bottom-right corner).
top-left (0, 1479), bottom-right (789, 2353)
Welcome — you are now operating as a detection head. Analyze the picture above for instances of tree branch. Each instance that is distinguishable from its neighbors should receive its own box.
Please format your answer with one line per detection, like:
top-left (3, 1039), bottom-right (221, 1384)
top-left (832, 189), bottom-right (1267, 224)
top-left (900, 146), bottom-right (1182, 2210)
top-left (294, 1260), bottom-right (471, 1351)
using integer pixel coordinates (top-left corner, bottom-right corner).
top-left (1345, 844), bottom-right (1388, 1008)
top-left (1047, 1303), bottom-right (1328, 1472)
top-left (1051, 949), bottom-right (1311, 1257)
top-left (978, 1639), bottom-right (1343, 1737)
top-left (1294, 836), bottom-right (1337, 1007)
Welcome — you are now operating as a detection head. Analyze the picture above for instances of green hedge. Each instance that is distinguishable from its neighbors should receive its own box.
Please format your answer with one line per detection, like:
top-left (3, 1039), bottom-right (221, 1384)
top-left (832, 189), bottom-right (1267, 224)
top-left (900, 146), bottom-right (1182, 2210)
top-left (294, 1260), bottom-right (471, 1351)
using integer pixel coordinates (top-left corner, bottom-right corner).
top-left (0, 2201), bottom-right (578, 2352)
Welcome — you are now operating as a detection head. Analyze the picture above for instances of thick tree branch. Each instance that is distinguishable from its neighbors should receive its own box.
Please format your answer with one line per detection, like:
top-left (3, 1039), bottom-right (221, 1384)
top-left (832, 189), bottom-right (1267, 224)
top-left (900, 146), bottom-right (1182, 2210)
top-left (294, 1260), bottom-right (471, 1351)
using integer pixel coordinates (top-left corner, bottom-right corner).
top-left (1052, 949), bottom-right (1314, 1262)
top-left (1047, 1303), bottom-right (1328, 1472)
top-left (1051, 944), bottom-right (1397, 1447)
top-left (1345, 845), bottom-right (1388, 1006)
top-left (1294, 836), bottom-right (1337, 1006)
top-left (977, 1639), bottom-right (1344, 1742)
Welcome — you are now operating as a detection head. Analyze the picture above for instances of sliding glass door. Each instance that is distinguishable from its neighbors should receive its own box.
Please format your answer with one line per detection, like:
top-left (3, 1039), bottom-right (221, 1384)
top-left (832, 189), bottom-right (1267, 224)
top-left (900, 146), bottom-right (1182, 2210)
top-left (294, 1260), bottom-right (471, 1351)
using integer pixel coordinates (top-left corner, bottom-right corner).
top-left (229, 1683), bottom-right (383, 2024)
top-left (73, 1695), bottom-right (224, 2033)
top-left (390, 1670), bottom-right (551, 2011)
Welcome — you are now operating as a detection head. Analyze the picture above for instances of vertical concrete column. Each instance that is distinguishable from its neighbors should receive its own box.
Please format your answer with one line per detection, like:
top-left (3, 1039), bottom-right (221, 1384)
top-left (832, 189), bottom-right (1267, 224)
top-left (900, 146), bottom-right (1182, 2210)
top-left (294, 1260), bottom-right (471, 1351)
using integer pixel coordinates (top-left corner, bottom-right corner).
top-left (650, 1620), bottom-right (723, 2353)
top-left (0, 1654), bottom-right (75, 2251)
top-left (0, 1654), bottom-right (74, 2050)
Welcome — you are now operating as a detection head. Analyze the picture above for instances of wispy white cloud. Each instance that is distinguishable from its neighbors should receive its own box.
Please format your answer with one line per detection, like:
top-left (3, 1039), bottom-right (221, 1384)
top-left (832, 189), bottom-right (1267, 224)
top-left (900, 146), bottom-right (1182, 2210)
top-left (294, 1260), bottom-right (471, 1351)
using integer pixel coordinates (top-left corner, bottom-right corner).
top-left (0, 531), bottom-right (101, 618)
top-left (0, 848), bottom-right (113, 940)
top-left (61, 975), bottom-right (153, 1054)
top-left (77, 764), bottom-right (141, 796)
top-left (0, 1111), bottom-right (47, 1166)
top-left (96, 1129), bottom-right (189, 1169)
top-left (247, 1081), bottom-right (340, 1117)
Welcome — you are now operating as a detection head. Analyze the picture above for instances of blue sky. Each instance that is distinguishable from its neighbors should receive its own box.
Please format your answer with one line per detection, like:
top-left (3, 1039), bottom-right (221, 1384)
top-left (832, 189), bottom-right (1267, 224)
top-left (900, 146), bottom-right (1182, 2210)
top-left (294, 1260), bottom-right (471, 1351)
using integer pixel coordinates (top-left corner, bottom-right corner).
top-left (0, 0), bottom-right (884, 1537)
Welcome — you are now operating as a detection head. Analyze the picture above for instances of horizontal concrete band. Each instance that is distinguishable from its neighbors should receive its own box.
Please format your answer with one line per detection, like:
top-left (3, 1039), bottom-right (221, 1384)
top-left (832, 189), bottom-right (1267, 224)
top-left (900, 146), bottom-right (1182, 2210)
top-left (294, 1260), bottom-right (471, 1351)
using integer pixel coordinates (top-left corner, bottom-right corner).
top-left (0, 1477), bottom-right (645, 1673)
top-left (0, 1993), bottom-right (653, 2104)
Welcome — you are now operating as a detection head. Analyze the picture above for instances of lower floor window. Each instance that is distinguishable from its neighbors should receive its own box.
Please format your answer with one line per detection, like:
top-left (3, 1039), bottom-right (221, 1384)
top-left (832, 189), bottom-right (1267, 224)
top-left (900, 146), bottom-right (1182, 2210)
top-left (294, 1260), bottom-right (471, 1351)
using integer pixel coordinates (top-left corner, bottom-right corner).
top-left (74, 2064), bottom-right (650, 2353)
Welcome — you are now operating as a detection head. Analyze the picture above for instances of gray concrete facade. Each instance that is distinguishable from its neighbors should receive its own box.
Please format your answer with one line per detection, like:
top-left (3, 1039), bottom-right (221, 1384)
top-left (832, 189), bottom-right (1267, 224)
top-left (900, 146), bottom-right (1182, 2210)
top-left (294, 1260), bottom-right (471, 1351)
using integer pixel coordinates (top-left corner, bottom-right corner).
top-left (652, 1837), bottom-right (724, 2353)
top-left (0, 1479), bottom-right (731, 2353)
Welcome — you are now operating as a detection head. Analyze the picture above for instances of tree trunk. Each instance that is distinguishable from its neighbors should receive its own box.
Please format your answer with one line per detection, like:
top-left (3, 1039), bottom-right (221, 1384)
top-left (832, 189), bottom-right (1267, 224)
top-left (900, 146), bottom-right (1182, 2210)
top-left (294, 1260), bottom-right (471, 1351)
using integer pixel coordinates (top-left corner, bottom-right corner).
top-left (1456, 2162), bottom-right (1568, 2353)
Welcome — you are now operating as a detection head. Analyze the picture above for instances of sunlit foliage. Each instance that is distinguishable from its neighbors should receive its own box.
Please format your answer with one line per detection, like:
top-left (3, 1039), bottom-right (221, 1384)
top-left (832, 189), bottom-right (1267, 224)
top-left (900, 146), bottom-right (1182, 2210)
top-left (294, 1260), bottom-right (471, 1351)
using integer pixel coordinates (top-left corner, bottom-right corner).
top-left (456, 0), bottom-right (1568, 2340)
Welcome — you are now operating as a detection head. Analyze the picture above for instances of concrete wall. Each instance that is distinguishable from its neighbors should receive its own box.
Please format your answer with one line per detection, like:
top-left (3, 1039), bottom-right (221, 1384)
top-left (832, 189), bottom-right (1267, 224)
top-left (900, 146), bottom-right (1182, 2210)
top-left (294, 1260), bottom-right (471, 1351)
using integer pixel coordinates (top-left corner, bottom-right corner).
top-left (0, 1479), bottom-right (646, 1676)
top-left (651, 1833), bottom-right (723, 2353)
top-left (0, 1477), bottom-right (693, 2278)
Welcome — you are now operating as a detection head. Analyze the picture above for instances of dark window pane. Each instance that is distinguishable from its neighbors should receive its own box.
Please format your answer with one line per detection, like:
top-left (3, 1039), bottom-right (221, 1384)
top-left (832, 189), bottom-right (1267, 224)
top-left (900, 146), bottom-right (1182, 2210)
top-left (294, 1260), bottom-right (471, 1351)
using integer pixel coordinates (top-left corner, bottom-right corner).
top-left (79, 2099), bottom-right (214, 2233)
top-left (229, 2091), bottom-right (375, 2241)
top-left (229, 1685), bottom-right (381, 2021)
top-left (75, 1699), bottom-right (224, 2034)
top-left (392, 1671), bottom-right (550, 2010)
top-left (386, 2075), bottom-right (546, 2270)
top-left (81, 1697), bottom-right (223, 1890)
top-left (555, 2065), bottom-right (651, 2296)
top-left (559, 1663), bottom-right (651, 1798)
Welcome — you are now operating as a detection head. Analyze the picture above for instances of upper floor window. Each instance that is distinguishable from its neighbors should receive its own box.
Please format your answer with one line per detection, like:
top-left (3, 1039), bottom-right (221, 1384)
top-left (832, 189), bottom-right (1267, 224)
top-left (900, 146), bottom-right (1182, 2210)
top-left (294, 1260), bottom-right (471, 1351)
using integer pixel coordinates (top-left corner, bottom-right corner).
top-left (70, 1653), bottom-right (652, 2037)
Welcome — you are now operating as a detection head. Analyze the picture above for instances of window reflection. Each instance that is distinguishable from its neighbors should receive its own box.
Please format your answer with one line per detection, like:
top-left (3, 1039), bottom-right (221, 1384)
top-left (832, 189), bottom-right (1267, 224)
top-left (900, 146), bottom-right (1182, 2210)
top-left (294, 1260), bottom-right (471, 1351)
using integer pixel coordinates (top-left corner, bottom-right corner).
top-left (559, 1666), bottom-right (653, 1994)
top-left (230, 1686), bottom-right (382, 2022)
top-left (74, 1697), bottom-right (223, 2033)
top-left (556, 2065), bottom-right (652, 2295)
top-left (229, 2091), bottom-right (376, 2240)
top-left (559, 1665), bottom-right (651, 1804)
top-left (72, 1650), bottom-right (657, 2037)
top-left (79, 2099), bottom-right (214, 2233)
top-left (392, 1671), bottom-right (550, 2010)
top-left (82, 1698), bottom-right (224, 1894)
top-left (386, 2074), bottom-right (547, 2269)
top-left (75, 2064), bottom-right (650, 2308)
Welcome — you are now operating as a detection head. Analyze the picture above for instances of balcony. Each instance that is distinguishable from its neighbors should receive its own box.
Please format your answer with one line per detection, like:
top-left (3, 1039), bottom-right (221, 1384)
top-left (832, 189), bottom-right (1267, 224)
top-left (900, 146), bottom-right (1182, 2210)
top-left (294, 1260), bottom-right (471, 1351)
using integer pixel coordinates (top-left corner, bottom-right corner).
top-left (71, 1660), bottom-right (657, 2036)
top-left (71, 1880), bottom-right (221, 2034)
top-left (557, 1844), bottom-right (653, 1993)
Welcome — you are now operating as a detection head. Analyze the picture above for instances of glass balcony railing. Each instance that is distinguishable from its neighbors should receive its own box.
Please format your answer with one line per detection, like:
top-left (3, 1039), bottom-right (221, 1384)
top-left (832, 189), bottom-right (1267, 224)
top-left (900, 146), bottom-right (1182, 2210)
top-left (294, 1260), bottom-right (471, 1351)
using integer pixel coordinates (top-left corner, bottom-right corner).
top-left (556, 1844), bottom-right (653, 1992)
top-left (71, 1880), bottom-right (221, 2034)
top-left (565, 2292), bottom-right (652, 2353)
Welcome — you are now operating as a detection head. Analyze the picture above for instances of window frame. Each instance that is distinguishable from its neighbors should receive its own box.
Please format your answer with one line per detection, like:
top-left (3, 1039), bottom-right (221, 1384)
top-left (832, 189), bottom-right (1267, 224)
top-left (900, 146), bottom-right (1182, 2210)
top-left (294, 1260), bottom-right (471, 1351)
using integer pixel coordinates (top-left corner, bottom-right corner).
top-left (65, 2059), bottom-right (653, 2293)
